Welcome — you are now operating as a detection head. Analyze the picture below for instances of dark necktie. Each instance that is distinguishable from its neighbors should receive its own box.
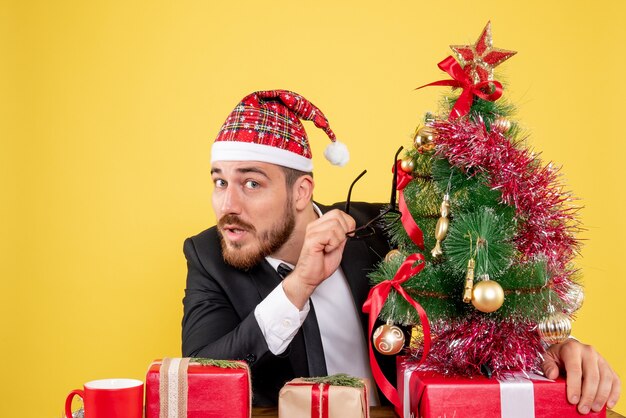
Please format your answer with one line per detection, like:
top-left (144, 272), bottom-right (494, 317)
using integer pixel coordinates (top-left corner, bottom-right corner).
top-left (276, 263), bottom-right (327, 377)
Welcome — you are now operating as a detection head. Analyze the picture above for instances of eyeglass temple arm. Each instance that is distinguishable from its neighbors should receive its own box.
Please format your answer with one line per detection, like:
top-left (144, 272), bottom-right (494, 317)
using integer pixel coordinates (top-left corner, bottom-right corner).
top-left (345, 169), bottom-right (367, 214)
top-left (389, 146), bottom-right (404, 210)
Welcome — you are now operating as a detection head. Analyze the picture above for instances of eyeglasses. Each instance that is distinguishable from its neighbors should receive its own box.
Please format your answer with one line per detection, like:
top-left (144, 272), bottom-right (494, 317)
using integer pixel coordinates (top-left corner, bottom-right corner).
top-left (344, 146), bottom-right (404, 239)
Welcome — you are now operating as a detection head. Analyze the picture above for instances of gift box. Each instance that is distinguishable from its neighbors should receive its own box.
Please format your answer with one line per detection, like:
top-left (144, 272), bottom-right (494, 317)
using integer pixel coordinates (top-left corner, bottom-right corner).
top-left (145, 358), bottom-right (251, 418)
top-left (397, 357), bottom-right (606, 418)
top-left (278, 375), bottom-right (369, 418)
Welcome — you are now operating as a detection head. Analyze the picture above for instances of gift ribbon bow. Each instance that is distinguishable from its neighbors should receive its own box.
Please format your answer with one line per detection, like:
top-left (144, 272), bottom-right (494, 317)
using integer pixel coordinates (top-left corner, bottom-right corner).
top-left (395, 161), bottom-right (424, 249)
top-left (362, 253), bottom-right (431, 407)
top-left (417, 55), bottom-right (503, 120)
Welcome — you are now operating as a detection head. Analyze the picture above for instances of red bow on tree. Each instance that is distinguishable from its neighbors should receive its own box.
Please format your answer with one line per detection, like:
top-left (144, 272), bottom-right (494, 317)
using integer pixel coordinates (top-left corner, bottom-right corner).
top-left (417, 56), bottom-right (503, 120)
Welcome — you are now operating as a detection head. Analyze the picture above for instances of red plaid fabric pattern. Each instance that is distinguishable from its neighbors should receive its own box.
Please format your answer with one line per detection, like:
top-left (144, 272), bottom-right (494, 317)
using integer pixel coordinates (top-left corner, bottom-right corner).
top-left (215, 90), bottom-right (336, 159)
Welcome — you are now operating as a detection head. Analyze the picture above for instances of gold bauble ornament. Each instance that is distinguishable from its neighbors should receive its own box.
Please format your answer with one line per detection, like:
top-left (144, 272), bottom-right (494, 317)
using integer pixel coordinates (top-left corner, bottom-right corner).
top-left (538, 306), bottom-right (572, 344)
top-left (400, 157), bottom-right (415, 173)
top-left (373, 322), bottom-right (405, 355)
top-left (384, 249), bottom-right (403, 263)
top-left (471, 276), bottom-right (504, 313)
top-left (492, 117), bottom-right (512, 133)
top-left (413, 126), bottom-right (436, 148)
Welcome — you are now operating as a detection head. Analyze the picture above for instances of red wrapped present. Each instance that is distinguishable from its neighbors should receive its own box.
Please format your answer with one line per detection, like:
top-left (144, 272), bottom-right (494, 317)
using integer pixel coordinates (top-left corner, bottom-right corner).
top-left (278, 375), bottom-right (369, 418)
top-left (146, 358), bottom-right (251, 418)
top-left (397, 357), bottom-right (606, 418)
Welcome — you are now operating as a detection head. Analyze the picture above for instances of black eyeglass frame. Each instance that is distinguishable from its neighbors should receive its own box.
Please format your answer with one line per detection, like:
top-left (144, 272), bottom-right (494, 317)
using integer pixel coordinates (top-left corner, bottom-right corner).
top-left (344, 146), bottom-right (404, 239)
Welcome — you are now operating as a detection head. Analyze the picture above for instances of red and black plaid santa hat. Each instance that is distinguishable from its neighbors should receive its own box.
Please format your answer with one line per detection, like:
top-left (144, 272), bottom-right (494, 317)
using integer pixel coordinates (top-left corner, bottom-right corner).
top-left (211, 90), bottom-right (349, 172)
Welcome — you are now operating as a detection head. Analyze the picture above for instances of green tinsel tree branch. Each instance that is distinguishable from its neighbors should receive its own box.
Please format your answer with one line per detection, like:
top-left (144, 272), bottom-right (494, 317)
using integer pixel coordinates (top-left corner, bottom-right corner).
top-left (191, 358), bottom-right (248, 369)
top-left (301, 373), bottom-right (364, 388)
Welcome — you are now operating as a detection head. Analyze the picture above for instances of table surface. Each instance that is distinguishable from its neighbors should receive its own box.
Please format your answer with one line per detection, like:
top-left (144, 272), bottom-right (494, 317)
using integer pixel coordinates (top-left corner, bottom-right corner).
top-left (252, 406), bottom-right (624, 417)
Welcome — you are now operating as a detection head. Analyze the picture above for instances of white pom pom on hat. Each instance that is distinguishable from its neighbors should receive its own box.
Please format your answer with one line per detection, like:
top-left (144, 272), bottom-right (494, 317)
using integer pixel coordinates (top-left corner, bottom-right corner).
top-left (324, 140), bottom-right (350, 167)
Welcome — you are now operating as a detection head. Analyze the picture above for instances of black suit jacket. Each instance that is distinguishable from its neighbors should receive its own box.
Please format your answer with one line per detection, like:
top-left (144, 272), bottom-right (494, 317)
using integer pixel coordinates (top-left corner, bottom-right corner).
top-left (181, 201), bottom-right (394, 405)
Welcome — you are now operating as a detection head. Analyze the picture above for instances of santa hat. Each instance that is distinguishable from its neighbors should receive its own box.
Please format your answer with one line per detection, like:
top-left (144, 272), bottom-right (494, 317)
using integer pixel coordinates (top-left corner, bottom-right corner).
top-left (211, 90), bottom-right (349, 172)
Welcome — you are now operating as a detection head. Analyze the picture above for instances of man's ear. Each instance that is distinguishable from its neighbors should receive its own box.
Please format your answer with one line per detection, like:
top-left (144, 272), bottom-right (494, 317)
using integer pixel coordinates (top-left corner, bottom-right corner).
top-left (293, 175), bottom-right (314, 211)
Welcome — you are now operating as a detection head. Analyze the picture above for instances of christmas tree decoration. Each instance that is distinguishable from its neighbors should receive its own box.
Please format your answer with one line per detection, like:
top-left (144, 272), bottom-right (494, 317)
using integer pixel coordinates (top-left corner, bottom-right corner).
top-left (463, 258), bottom-right (475, 303)
top-left (413, 126), bottom-right (436, 153)
top-left (373, 321), bottom-right (406, 355)
top-left (471, 275), bottom-right (505, 313)
top-left (400, 157), bottom-right (416, 173)
top-left (431, 194), bottom-right (450, 257)
top-left (492, 116), bottom-right (512, 133)
top-left (449, 21), bottom-right (517, 84)
top-left (384, 249), bottom-right (404, 263)
top-left (366, 22), bottom-right (583, 395)
top-left (538, 305), bottom-right (572, 344)
top-left (564, 283), bottom-right (585, 314)
top-left (410, 325), bottom-right (424, 349)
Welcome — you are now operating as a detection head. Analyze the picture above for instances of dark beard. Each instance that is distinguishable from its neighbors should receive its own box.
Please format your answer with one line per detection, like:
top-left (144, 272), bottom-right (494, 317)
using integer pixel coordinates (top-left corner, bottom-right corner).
top-left (217, 203), bottom-right (295, 270)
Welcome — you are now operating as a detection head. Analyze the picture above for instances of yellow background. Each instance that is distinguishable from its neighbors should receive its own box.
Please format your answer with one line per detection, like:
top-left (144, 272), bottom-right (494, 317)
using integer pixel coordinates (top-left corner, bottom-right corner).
top-left (2, 1), bottom-right (625, 416)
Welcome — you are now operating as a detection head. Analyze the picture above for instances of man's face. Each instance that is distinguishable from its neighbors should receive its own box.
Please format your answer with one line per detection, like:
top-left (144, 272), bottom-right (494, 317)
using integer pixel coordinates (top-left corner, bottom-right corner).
top-left (211, 161), bottom-right (296, 269)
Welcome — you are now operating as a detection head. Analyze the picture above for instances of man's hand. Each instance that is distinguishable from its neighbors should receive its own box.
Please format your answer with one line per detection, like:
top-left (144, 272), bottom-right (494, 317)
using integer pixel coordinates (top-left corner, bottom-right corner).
top-left (282, 209), bottom-right (355, 309)
top-left (542, 339), bottom-right (621, 414)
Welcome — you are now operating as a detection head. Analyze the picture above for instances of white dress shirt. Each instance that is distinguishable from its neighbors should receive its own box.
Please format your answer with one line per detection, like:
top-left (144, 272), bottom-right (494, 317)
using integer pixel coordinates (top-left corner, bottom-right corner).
top-left (254, 205), bottom-right (379, 405)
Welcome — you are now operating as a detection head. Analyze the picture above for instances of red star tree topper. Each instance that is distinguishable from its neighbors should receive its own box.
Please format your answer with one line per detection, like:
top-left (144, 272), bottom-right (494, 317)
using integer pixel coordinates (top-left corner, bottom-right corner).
top-left (450, 21), bottom-right (517, 83)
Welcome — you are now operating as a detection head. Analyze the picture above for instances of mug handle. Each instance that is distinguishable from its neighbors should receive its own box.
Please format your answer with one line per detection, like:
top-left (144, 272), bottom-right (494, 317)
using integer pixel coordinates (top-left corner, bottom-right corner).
top-left (65, 389), bottom-right (84, 418)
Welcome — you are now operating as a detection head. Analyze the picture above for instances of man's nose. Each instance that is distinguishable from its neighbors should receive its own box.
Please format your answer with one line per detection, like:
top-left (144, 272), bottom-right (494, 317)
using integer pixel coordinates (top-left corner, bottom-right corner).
top-left (220, 186), bottom-right (243, 215)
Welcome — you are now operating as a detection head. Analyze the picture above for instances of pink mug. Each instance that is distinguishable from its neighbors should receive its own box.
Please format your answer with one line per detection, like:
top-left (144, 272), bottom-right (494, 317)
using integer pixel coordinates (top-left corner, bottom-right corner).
top-left (65, 378), bottom-right (143, 418)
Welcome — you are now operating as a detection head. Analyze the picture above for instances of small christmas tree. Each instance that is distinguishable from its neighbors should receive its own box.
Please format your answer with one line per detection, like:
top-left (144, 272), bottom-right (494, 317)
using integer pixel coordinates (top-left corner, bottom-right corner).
top-left (368, 22), bottom-right (583, 379)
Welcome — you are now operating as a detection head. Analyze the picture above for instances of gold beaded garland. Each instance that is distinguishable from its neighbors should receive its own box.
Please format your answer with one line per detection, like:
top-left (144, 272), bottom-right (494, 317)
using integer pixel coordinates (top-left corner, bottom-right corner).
top-left (373, 322), bottom-right (405, 355)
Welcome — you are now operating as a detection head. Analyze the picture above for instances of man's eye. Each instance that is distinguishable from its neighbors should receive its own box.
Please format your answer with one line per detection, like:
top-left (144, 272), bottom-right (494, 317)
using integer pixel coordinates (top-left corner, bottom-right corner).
top-left (214, 179), bottom-right (227, 188)
top-left (245, 180), bottom-right (260, 189)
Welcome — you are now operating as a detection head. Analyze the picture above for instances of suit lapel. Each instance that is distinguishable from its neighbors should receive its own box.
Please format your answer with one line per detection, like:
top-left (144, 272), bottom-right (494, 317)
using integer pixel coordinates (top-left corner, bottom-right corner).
top-left (340, 238), bottom-right (375, 340)
top-left (248, 260), bottom-right (282, 301)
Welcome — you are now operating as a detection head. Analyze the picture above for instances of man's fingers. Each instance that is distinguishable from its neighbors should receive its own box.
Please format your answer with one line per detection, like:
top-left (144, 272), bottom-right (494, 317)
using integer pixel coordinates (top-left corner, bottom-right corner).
top-left (607, 372), bottom-right (621, 409)
top-left (577, 346), bottom-right (600, 414)
top-left (591, 360), bottom-right (613, 412)
top-left (308, 210), bottom-right (355, 236)
top-left (559, 342), bottom-right (583, 405)
top-left (541, 357), bottom-right (560, 380)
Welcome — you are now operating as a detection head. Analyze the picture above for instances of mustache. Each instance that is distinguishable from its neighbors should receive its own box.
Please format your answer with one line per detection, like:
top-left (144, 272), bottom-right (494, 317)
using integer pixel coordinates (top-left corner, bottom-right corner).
top-left (217, 214), bottom-right (256, 233)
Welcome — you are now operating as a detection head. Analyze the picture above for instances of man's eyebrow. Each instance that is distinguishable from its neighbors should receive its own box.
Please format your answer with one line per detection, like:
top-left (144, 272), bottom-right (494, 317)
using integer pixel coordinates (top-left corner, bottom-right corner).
top-left (209, 166), bottom-right (270, 179)
top-left (236, 167), bottom-right (270, 179)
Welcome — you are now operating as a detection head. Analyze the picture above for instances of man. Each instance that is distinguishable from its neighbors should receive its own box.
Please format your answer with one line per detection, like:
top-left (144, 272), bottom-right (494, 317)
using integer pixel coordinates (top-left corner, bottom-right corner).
top-left (182, 90), bottom-right (620, 414)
